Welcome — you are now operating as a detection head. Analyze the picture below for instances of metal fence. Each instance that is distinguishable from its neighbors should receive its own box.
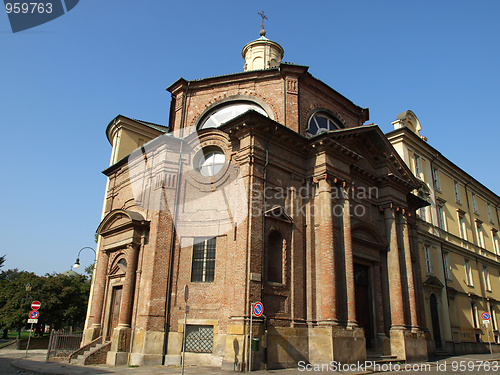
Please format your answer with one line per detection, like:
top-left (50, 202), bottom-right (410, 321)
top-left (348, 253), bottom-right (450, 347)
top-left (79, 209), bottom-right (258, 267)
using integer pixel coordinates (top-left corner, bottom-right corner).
top-left (46, 330), bottom-right (83, 361)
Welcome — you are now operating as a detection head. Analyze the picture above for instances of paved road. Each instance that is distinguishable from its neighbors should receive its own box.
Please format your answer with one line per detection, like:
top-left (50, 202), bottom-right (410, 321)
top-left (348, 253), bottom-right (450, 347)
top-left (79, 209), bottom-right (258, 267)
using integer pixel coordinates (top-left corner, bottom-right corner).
top-left (1, 346), bottom-right (499, 374)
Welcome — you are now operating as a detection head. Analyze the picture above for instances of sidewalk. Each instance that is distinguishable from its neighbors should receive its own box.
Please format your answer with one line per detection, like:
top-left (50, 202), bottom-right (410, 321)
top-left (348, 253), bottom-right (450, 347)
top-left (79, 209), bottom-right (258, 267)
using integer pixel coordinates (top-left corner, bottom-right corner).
top-left (2, 347), bottom-right (500, 375)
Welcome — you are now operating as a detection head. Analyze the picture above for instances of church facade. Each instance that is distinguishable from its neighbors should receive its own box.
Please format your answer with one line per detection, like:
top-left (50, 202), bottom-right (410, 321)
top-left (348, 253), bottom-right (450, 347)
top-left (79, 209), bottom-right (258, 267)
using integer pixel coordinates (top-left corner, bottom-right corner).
top-left (82, 31), bottom-right (429, 369)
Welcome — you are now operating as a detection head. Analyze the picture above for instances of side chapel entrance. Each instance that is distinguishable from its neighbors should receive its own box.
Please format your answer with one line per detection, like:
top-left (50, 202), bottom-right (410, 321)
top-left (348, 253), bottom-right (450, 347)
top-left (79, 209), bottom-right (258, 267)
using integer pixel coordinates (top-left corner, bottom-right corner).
top-left (354, 263), bottom-right (374, 349)
top-left (107, 285), bottom-right (122, 340)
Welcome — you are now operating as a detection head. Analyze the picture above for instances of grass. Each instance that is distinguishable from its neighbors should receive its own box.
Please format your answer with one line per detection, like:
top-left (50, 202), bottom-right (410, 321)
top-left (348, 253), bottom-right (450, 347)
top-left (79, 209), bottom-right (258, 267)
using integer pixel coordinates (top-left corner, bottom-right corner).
top-left (5, 331), bottom-right (40, 340)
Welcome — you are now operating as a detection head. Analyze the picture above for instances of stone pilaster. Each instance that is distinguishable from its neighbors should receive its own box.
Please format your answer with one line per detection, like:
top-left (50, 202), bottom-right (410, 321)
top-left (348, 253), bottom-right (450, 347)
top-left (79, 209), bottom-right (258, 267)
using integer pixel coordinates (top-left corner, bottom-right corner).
top-left (384, 206), bottom-right (405, 330)
top-left (400, 212), bottom-right (419, 332)
top-left (342, 187), bottom-right (357, 328)
top-left (373, 262), bottom-right (389, 353)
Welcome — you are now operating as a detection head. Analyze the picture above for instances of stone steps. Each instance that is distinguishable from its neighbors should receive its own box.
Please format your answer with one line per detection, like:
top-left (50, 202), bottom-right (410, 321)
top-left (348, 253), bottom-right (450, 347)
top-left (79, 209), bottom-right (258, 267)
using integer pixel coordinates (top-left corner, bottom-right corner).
top-left (366, 351), bottom-right (400, 364)
top-left (70, 343), bottom-right (103, 365)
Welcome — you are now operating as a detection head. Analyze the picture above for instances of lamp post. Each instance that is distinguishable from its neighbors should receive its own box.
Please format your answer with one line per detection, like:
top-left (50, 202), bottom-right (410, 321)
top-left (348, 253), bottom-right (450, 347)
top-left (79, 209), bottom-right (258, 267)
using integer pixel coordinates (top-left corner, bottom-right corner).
top-left (18, 283), bottom-right (33, 339)
top-left (72, 247), bottom-right (96, 271)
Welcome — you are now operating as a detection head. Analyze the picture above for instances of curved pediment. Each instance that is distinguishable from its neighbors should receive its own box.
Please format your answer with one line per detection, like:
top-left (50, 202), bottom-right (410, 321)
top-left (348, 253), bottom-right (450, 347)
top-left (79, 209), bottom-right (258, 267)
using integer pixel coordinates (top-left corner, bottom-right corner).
top-left (97, 209), bottom-right (149, 251)
top-left (97, 209), bottom-right (147, 235)
top-left (351, 223), bottom-right (387, 248)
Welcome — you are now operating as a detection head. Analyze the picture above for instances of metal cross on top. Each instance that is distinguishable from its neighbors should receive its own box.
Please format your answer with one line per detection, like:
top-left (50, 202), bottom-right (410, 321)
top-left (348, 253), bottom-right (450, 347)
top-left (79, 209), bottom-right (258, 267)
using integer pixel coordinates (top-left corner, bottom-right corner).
top-left (258, 10), bottom-right (268, 29)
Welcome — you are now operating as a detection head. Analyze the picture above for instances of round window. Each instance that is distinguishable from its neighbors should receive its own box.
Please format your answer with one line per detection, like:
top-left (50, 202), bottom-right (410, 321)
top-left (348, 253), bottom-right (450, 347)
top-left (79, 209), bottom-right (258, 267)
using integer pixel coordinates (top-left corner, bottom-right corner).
top-left (200, 102), bottom-right (268, 129)
top-left (306, 113), bottom-right (342, 137)
top-left (196, 149), bottom-right (225, 177)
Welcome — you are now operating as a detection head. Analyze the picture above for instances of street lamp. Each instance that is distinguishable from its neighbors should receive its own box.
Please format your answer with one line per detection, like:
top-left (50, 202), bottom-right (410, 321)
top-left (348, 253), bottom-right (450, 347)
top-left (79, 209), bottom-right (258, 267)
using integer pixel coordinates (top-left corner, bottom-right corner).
top-left (72, 247), bottom-right (96, 269)
top-left (18, 283), bottom-right (33, 339)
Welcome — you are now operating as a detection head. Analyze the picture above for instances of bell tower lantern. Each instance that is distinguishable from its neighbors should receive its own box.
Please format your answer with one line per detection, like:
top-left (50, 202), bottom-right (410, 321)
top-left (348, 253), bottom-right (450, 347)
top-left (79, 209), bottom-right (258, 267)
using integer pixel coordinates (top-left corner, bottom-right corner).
top-left (242, 12), bottom-right (284, 71)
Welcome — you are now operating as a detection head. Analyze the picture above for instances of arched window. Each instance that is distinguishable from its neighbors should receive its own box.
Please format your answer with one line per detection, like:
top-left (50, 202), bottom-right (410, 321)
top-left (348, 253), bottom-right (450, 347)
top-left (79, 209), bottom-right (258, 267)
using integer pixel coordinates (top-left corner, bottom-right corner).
top-left (199, 102), bottom-right (268, 129)
top-left (267, 230), bottom-right (283, 283)
top-left (306, 112), bottom-right (343, 137)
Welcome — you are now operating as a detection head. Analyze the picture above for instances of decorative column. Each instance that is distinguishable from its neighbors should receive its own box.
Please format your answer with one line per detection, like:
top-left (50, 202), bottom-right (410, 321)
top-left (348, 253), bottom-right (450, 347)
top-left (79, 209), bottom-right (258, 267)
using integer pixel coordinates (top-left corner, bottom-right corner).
top-left (108, 244), bottom-right (139, 365)
top-left (400, 212), bottom-right (418, 331)
top-left (85, 249), bottom-right (109, 342)
top-left (384, 206), bottom-right (405, 330)
top-left (342, 185), bottom-right (357, 328)
top-left (317, 177), bottom-right (338, 324)
top-left (118, 244), bottom-right (139, 327)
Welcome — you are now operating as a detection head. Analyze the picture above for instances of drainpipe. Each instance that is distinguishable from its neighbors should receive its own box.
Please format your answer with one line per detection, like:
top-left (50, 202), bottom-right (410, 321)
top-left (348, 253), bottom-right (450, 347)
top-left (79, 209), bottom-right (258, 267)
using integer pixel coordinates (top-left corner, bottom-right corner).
top-left (261, 125), bottom-right (278, 298)
top-left (464, 179), bottom-right (477, 249)
top-left (162, 82), bottom-right (190, 364)
top-left (464, 179), bottom-right (487, 310)
top-left (429, 153), bottom-right (441, 191)
top-left (495, 203), bottom-right (500, 254)
top-left (260, 124), bottom-right (277, 372)
top-left (440, 241), bottom-right (453, 347)
top-left (278, 66), bottom-right (287, 129)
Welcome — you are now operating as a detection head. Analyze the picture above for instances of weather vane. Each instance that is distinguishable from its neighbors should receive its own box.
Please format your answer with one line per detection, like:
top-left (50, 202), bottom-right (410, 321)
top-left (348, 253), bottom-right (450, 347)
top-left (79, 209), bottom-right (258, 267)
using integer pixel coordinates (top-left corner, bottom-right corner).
top-left (258, 10), bottom-right (268, 30)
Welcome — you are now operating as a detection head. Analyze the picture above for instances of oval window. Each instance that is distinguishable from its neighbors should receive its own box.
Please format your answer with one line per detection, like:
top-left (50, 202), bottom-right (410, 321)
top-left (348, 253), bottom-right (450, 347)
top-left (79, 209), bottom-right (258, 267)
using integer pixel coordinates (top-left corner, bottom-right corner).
top-left (196, 149), bottom-right (225, 177)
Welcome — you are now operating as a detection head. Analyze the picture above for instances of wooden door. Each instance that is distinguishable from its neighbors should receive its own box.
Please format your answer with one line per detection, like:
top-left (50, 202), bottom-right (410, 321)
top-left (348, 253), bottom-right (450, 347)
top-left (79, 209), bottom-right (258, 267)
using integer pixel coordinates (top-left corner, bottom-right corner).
top-left (354, 264), bottom-right (374, 349)
top-left (107, 285), bottom-right (122, 340)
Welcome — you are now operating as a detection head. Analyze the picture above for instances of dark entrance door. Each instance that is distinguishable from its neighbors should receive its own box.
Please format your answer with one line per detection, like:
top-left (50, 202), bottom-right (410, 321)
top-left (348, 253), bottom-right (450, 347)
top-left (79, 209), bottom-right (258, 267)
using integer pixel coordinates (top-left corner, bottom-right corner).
top-left (354, 263), bottom-right (373, 349)
top-left (107, 285), bottom-right (122, 340)
top-left (430, 294), bottom-right (442, 348)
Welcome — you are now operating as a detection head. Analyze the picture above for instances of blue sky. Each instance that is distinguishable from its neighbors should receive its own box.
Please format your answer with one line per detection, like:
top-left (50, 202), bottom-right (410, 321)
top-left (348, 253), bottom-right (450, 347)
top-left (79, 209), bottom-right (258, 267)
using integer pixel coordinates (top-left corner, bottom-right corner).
top-left (1, 1), bottom-right (499, 276)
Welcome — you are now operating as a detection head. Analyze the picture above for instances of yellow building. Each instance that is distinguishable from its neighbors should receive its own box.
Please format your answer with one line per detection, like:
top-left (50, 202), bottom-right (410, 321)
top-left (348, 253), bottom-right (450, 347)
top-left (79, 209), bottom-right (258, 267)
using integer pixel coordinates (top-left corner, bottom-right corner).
top-left (387, 110), bottom-right (500, 354)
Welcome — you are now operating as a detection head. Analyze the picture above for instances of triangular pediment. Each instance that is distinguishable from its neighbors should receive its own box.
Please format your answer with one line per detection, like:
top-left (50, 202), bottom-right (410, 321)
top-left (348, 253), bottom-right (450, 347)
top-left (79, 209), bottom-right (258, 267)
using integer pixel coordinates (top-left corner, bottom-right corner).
top-left (423, 275), bottom-right (444, 290)
top-left (325, 125), bottom-right (419, 191)
top-left (265, 206), bottom-right (293, 223)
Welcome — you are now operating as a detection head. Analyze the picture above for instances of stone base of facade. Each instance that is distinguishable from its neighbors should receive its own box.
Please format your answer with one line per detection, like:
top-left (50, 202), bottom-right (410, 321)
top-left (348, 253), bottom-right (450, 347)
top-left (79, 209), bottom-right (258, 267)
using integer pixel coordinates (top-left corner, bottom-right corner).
top-left (82, 325), bottom-right (101, 345)
top-left (98, 325), bottom-right (429, 368)
top-left (107, 351), bottom-right (129, 365)
top-left (106, 326), bottom-right (132, 365)
top-left (221, 324), bottom-right (366, 370)
top-left (128, 331), bottom-right (164, 366)
top-left (390, 329), bottom-right (427, 362)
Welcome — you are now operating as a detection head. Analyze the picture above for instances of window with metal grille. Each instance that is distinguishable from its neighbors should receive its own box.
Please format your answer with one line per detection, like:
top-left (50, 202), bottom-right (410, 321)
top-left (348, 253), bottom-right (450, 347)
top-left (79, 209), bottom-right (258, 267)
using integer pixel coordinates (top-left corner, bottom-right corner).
top-left (191, 238), bottom-right (216, 282)
top-left (184, 325), bottom-right (214, 353)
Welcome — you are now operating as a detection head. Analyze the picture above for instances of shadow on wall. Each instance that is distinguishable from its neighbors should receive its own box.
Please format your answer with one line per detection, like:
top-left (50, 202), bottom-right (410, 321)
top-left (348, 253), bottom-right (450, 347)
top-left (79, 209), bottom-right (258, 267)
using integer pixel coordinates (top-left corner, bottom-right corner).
top-left (265, 326), bottom-right (308, 369)
top-left (232, 338), bottom-right (240, 371)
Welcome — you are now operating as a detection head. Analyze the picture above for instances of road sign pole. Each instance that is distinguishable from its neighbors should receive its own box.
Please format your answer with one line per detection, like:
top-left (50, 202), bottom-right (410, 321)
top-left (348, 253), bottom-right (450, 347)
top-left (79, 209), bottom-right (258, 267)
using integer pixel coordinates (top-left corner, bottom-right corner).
top-left (181, 285), bottom-right (188, 375)
top-left (486, 322), bottom-right (493, 356)
top-left (248, 302), bottom-right (254, 372)
top-left (25, 323), bottom-right (33, 358)
top-left (181, 302), bottom-right (187, 375)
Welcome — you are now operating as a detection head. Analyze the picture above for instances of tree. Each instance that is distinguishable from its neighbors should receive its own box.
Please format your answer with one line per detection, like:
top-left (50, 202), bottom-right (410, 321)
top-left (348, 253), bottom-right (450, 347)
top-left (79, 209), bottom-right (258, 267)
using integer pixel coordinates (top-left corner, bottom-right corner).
top-left (39, 272), bottom-right (91, 331)
top-left (0, 269), bottom-right (91, 337)
top-left (0, 254), bottom-right (5, 269)
top-left (84, 263), bottom-right (95, 280)
top-left (0, 269), bottom-right (41, 338)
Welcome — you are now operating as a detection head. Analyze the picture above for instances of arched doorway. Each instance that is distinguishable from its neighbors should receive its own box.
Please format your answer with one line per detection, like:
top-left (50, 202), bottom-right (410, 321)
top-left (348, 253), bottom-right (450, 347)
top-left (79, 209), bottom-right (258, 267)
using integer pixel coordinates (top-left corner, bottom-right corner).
top-left (429, 294), bottom-right (442, 349)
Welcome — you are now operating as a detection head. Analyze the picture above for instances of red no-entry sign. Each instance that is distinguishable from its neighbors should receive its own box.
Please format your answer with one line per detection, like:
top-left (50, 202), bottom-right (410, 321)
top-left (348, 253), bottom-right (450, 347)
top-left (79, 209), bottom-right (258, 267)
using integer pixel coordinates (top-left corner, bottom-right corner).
top-left (31, 301), bottom-right (41, 310)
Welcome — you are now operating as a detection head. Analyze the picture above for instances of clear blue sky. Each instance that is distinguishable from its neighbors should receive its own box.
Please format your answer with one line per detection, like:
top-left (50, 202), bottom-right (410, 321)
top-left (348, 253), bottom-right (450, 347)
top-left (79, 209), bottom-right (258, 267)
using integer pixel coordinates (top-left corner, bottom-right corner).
top-left (1, 1), bottom-right (499, 276)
